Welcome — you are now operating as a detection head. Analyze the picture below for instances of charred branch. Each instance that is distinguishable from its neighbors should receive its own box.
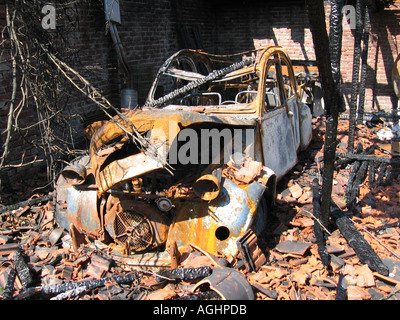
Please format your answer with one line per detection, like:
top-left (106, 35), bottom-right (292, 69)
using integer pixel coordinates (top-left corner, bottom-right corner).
top-left (346, 160), bottom-right (369, 207)
top-left (357, 4), bottom-right (371, 124)
top-left (331, 201), bottom-right (390, 276)
top-left (2, 265), bottom-right (17, 300)
top-left (312, 178), bottom-right (331, 268)
top-left (13, 248), bottom-right (33, 289)
top-left (156, 267), bottom-right (212, 282)
top-left (16, 272), bottom-right (139, 300)
top-left (306, 0), bottom-right (343, 229)
top-left (337, 152), bottom-right (400, 165)
top-left (348, 0), bottom-right (364, 153)
top-left (0, 194), bottom-right (53, 215)
top-left (335, 272), bottom-right (347, 300)
top-left (173, 291), bottom-right (221, 300)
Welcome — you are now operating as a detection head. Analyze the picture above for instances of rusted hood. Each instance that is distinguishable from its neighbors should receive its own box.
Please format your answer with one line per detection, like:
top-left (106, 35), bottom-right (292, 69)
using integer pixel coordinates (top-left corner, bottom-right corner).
top-left (90, 108), bottom-right (256, 194)
top-left (90, 108), bottom-right (255, 152)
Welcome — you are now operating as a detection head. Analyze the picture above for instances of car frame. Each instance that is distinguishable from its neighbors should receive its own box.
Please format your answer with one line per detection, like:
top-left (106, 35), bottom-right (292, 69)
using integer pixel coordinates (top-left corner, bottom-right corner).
top-left (54, 46), bottom-right (313, 267)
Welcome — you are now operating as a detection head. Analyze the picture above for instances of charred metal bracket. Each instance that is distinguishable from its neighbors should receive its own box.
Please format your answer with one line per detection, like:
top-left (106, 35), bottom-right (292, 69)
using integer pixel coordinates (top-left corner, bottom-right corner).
top-left (236, 229), bottom-right (266, 272)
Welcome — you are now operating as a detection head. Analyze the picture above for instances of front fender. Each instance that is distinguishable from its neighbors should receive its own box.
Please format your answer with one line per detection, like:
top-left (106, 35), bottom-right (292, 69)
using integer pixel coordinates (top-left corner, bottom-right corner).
top-left (167, 167), bottom-right (275, 257)
top-left (54, 156), bottom-right (102, 238)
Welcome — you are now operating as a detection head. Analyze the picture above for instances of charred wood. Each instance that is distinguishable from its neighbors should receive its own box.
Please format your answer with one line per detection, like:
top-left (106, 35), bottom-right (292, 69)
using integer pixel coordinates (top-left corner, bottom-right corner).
top-left (2, 266), bottom-right (16, 300)
top-left (348, 0), bottom-right (364, 152)
top-left (368, 162), bottom-right (390, 188)
top-left (376, 162), bottom-right (391, 186)
top-left (341, 149), bottom-right (395, 206)
top-left (0, 194), bottom-right (53, 215)
top-left (42, 273), bottom-right (137, 295)
top-left (320, 116), bottom-right (339, 227)
top-left (15, 273), bottom-right (139, 300)
top-left (305, 0), bottom-right (335, 114)
top-left (157, 267), bottom-right (212, 282)
top-left (13, 249), bottom-right (33, 289)
top-left (312, 178), bottom-right (331, 268)
top-left (337, 152), bottom-right (400, 165)
top-left (346, 160), bottom-right (368, 207)
top-left (331, 202), bottom-right (389, 276)
top-left (335, 272), bottom-right (347, 300)
top-left (50, 286), bottom-right (87, 300)
top-left (174, 291), bottom-right (221, 300)
top-left (329, 0), bottom-right (344, 86)
top-left (357, 4), bottom-right (371, 124)
top-left (307, 0), bottom-right (343, 228)
top-left (346, 160), bottom-right (361, 200)
top-left (368, 161), bottom-right (378, 187)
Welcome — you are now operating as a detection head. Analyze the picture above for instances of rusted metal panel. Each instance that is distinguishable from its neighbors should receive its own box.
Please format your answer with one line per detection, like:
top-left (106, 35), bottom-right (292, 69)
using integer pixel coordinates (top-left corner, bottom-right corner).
top-left (167, 169), bottom-right (272, 257)
top-left (261, 106), bottom-right (298, 180)
top-left (300, 102), bottom-right (313, 150)
top-left (66, 188), bottom-right (100, 237)
top-left (97, 152), bottom-right (164, 193)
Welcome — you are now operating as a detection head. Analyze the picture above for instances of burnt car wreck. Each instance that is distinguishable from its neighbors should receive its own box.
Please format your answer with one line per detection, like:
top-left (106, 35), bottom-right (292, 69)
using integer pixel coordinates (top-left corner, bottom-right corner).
top-left (54, 46), bottom-right (313, 268)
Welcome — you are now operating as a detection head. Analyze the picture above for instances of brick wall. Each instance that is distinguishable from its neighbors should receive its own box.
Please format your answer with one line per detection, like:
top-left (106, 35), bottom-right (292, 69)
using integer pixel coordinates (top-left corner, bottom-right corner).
top-left (213, 0), bottom-right (400, 112)
top-left (115, 0), bottom-right (216, 103)
top-left (213, 0), bottom-right (315, 59)
top-left (70, 0), bottom-right (400, 113)
top-left (1, 0), bottom-right (400, 196)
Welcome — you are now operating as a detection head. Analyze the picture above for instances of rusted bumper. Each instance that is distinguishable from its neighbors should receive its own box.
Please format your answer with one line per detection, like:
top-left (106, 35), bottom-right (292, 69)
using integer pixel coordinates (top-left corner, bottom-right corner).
top-left (167, 167), bottom-right (274, 257)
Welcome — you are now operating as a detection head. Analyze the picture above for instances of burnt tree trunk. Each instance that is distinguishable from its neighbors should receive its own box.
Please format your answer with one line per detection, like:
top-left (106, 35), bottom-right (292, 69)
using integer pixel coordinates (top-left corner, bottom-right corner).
top-left (331, 202), bottom-right (389, 276)
top-left (13, 249), bottom-right (33, 289)
top-left (312, 178), bottom-right (331, 267)
top-left (305, 0), bottom-right (335, 114)
top-left (306, 0), bottom-right (343, 228)
top-left (0, 194), bottom-right (53, 215)
top-left (357, 4), bottom-right (371, 124)
top-left (348, 0), bottom-right (364, 153)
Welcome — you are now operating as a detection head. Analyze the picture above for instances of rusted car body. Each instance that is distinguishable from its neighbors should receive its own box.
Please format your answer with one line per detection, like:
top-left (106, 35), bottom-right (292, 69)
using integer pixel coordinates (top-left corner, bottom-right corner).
top-left (55, 46), bottom-right (313, 267)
